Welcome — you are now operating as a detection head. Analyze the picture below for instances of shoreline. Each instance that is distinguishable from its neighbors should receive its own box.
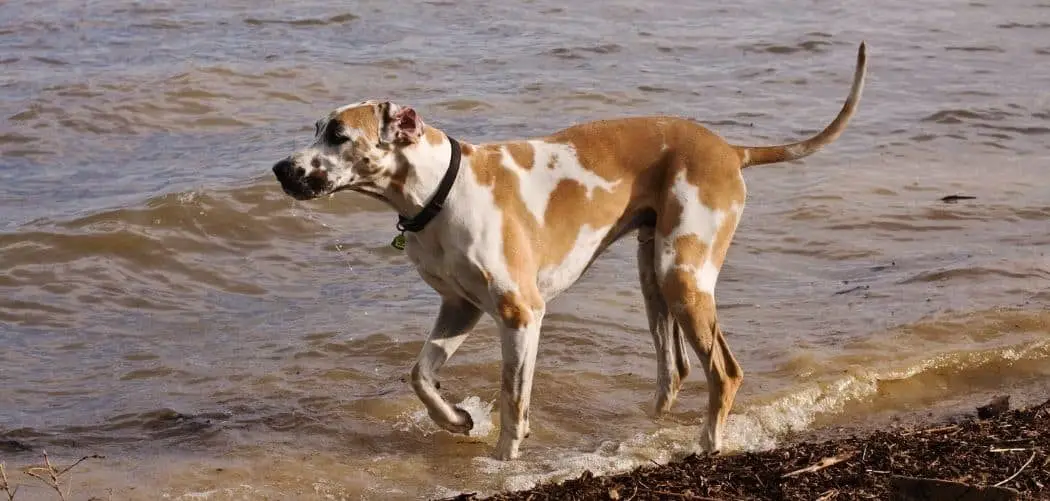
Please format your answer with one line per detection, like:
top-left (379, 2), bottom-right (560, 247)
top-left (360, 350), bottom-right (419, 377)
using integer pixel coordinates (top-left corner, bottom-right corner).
top-left (441, 395), bottom-right (1049, 500)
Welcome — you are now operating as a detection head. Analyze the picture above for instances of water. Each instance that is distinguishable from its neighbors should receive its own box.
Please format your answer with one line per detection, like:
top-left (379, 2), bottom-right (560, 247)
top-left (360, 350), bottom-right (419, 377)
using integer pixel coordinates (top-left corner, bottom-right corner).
top-left (1, 0), bottom-right (1048, 499)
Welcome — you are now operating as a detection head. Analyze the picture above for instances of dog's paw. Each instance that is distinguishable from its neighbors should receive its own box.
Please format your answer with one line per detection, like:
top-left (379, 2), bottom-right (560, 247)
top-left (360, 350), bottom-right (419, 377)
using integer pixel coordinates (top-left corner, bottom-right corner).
top-left (450, 406), bottom-right (474, 435)
top-left (493, 435), bottom-right (521, 460)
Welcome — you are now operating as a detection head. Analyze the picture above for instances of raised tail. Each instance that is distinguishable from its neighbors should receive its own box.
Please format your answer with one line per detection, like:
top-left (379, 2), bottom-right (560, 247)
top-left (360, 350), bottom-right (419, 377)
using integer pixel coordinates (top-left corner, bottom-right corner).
top-left (735, 42), bottom-right (868, 168)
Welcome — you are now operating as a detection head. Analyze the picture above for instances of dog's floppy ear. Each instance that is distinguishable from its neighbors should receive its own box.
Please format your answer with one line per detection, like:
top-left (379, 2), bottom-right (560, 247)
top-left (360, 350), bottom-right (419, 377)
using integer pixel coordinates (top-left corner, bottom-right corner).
top-left (379, 101), bottom-right (423, 145)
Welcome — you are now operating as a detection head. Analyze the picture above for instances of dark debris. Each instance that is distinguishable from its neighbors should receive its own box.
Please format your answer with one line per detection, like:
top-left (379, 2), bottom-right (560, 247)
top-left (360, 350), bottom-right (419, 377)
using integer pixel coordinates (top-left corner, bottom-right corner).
top-left (439, 398), bottom-right (1050, 501)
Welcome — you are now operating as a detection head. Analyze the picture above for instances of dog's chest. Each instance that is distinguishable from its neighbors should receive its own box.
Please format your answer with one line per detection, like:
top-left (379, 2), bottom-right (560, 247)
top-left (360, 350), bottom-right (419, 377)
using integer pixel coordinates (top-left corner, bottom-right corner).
top-left (404, 228), bottom-right (496, 309)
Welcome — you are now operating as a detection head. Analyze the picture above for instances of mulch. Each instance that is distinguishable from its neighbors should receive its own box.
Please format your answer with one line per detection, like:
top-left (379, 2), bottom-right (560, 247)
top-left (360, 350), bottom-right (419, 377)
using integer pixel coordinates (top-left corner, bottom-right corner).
top-left (440, 396), bottom-right (1050, 500)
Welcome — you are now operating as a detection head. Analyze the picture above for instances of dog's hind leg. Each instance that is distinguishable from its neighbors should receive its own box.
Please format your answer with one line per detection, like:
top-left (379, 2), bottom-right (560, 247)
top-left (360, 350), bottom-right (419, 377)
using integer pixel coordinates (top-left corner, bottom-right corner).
top-left (655, 169), bottom-right (746, 455)
top-left (637, 225), bottom-right (690, 415)
top-left (411, 296), bottom-right (483, 435)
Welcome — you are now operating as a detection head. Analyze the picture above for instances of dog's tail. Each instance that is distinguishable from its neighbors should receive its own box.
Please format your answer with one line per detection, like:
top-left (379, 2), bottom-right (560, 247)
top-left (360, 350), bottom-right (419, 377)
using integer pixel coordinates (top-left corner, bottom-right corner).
top-left (733, 42), bottom-right (867, 169)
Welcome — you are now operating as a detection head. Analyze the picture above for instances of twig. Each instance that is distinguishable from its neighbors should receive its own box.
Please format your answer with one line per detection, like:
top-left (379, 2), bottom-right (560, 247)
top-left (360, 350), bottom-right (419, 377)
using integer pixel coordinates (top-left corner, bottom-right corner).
top-left (782, 452), bottom-right (855, 478)
top-left (22, 450), bottom-right (103, 501)
top-left (866, 469), bottom-right (890, 474)
top-left (57, 455), bottom-right (103, 477)
top-left (25, 450), bottom-right (69, 501)
top-left (993, 451), bottom-right (1036, 487)
top-left (901, 424), bottom-right (958, 436)
top-left (645, 492), bottom-right (720, 501)
top-left (989, 447), bottom-right (1028, 453)
top-left (816, 489), bottom-right (839, 501)
top-left (0, 463), bottom-right (18, 501)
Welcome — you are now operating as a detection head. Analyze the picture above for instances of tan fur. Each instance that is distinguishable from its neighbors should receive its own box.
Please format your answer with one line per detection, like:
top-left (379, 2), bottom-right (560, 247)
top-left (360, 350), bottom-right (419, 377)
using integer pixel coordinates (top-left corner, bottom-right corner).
top-left (424, 125), bottom-right (444, 147)
top-left (337, 106), bottom-right (380, 144)
top-left (498, 290), bottom-right (533, 329)
top-left (505, 142), bottom-right (535, 170)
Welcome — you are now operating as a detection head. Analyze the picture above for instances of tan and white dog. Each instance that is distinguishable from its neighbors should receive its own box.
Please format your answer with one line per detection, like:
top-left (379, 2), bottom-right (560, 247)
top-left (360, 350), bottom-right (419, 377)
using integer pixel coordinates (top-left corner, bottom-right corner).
top-left (273, 43), bottom-right (866, 460)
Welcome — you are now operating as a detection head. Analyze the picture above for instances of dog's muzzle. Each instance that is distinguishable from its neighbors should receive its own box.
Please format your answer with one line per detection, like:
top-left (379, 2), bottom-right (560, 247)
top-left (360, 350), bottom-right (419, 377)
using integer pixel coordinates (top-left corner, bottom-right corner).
top-left (273, 158), bottom-right (331, 200)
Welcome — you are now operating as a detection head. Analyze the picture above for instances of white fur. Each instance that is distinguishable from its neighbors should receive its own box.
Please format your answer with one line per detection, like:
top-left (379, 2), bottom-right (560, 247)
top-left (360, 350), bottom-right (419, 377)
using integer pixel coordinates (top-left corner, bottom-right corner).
top-left (656, 171), bottom-right (740, 296)
top-left (536, 223), bottom-right (612, 299)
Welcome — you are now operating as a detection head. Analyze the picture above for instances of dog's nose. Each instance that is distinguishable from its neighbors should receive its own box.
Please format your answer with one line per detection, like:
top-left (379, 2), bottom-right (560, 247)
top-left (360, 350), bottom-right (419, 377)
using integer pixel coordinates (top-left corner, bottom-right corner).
top-left (273, 158), bottom-right (296, 180)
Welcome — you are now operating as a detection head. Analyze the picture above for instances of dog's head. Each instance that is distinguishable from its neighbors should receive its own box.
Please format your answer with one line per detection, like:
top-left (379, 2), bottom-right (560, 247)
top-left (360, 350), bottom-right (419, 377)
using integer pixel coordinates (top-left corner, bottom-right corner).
top-left (272, 100), bottom-right (427, 201)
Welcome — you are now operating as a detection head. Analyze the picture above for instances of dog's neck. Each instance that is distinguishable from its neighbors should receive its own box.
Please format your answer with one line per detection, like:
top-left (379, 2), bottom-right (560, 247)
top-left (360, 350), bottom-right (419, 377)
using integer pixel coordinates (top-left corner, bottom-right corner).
top-left (380, 126), bottom-right (458, 221)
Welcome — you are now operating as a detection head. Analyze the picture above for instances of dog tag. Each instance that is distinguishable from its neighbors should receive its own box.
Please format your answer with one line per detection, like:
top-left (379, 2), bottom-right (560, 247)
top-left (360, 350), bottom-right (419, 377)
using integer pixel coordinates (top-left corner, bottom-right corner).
top-left (391, 233), bottom-right (406, 250)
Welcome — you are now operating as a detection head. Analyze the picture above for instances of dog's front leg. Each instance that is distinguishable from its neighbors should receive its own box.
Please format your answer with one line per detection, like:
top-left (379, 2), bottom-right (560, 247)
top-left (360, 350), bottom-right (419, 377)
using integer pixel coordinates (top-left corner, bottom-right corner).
top-left (411, 296), bottom-right (483, 435)
top-left (493, 296), bottom-right (545, 460)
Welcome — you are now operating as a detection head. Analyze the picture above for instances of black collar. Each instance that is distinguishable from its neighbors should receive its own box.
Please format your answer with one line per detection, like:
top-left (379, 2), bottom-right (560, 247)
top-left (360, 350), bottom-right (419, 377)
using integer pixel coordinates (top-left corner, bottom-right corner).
top-left (396, 136), bottom-right (461, 233)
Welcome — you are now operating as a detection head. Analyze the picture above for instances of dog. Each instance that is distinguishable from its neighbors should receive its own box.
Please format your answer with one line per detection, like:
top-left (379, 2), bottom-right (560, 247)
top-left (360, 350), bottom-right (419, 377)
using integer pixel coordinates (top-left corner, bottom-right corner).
top-left (272, 43), bottom-right (866, 460)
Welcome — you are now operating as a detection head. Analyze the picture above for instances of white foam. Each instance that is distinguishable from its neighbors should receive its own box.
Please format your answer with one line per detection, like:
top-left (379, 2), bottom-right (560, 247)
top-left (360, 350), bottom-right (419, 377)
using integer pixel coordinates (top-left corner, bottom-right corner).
top-left (164, 484), bottom-right (258, 500)
top-left (457, 395), bottom-right (495, 437)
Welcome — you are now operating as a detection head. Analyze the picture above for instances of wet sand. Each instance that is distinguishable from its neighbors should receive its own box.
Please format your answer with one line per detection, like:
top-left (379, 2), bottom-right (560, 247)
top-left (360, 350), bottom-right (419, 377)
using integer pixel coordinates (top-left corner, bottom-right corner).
top-left (445, 395), bottom-right (1050, 500)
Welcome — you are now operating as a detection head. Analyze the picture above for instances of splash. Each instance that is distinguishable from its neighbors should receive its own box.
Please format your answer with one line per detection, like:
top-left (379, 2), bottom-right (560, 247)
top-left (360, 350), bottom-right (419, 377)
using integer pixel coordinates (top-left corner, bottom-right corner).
top-left (393, 396), bottom-right (495, 438)
top-left (457, 395), bottom-right (496, 437)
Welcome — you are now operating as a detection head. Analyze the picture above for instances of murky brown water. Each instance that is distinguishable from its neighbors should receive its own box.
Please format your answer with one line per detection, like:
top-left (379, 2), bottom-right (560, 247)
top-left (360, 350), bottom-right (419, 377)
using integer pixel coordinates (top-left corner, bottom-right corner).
top-left (2, 0), bottom-right (1049, 499)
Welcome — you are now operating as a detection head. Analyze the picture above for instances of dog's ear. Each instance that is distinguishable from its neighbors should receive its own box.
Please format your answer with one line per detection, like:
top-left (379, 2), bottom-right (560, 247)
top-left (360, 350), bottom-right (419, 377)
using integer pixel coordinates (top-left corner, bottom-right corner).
top-left (379, 101), bottom-right (423, 145)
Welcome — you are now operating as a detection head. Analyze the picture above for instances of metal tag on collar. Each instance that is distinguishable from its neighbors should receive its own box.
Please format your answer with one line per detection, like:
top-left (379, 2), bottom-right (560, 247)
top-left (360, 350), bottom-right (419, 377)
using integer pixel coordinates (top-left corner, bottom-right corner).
top-left (391, 232), bottom-right (406, 250)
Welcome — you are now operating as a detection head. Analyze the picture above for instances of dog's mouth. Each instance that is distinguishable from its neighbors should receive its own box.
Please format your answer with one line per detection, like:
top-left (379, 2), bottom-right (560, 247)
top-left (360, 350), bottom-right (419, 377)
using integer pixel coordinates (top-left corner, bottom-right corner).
top-left (273, 160), bottom-right (338, 200)
top-left (276, 175), bottom-right (330, 200)
top-left (277, 176), bottom-right (358, 201)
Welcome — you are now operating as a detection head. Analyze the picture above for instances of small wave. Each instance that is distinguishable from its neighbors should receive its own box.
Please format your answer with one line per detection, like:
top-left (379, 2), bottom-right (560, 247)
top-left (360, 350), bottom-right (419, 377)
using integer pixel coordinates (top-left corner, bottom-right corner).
top-left (921, 108), bottom-right (1019, 124)
top-left (997, 21), bottom-right (1050, 29)
top-left (435, 99), bottom-right (494, 112)
top-left (973, 123), bottom-right (1050, 136)
top-left (741, 39), bottom-right (835, 55)
top-left (544, 44), bottom-right (623, 60)
top-left (897, 266), bottom-right (1038, 284)
top-left (945, 45), bottom-right (1006, 52)
top-left (243, 13), bottom-right (358, 27)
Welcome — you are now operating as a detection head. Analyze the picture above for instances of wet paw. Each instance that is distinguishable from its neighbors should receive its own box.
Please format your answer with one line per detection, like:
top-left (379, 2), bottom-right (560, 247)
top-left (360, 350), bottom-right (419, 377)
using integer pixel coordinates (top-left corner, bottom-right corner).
top-left (493, 436), bottom-right (521, 461)
top-left (451, 406), bottom-right (474, 435)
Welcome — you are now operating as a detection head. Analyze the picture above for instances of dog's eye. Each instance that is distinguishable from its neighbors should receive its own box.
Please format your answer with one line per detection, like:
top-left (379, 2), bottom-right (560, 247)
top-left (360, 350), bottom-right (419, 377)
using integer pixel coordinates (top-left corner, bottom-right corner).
top-left (325, 122), bottom-right (349, 146)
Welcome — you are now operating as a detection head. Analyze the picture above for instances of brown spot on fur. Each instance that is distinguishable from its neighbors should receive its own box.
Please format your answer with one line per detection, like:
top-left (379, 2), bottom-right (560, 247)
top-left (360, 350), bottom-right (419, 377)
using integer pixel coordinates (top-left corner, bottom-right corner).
top-left (424, 125), bottom-right (444, 147)
top-left (672, 234), bottom-right (708, 269)
top-left (337, 105), bottom-right (381, 144)
top-left (660, 267), bottom-right (707, 312)
top-left (658, 190), bottom-right (684, 237)
top-left (540, 178), bottom-right (630, 267)
top-left (505, 142), bottom-right (534, 170)
top-left (497, 290), bottom-right (532, 329)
